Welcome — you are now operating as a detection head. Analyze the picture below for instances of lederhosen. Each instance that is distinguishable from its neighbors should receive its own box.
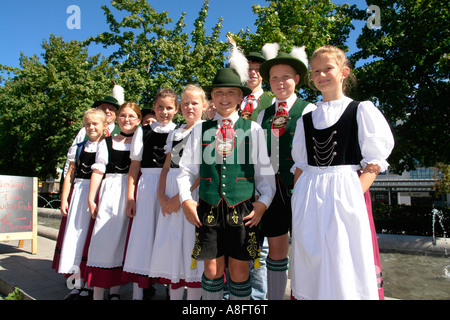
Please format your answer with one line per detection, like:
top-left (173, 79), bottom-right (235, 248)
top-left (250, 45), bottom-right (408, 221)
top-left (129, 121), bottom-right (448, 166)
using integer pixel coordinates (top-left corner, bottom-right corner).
top-left (259, 99), bottom-right (309, 237)
top-left (192, 118), bottom-right (259, 262)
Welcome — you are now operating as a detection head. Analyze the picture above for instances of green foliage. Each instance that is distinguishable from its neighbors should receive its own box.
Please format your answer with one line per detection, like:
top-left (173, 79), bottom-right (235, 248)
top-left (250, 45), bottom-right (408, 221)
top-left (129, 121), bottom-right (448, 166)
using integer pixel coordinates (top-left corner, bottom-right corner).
top-left (85, 0), bottom-right (227, 107)
top-left (350, 0), bottom-right (450, 173)
top-left (432, 163), bottom-right (450, 196)
top-left (373, 202), bottom-right (450, 236)
top-left (1, 0), bottom-right (447, 180)
top-left (0, 35), bottom-right (114, 178)
top-left (0, 287), bottom-right (23, 300)
top-left (230, 0), bottom-right (362, 101)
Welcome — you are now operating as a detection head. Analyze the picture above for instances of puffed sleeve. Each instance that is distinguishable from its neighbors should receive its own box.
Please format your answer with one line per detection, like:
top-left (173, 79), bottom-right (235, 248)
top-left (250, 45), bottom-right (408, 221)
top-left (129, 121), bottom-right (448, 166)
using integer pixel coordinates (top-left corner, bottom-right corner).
top-left (177, 123), bottom-right (203, 204)
top-left (357, 101), bottom-right (395, 172)
top-left (91, 139), bottom-right (108, 173)
top-left (291, 117), bottom-right (309, 173)
top-left (164, 129), bottom-right (175, 154)
top-left (130, 126), bottom-right (144, 161)
top-left (251, 121), bottom-right (276, 209)
top-left (66, 144), bottom-right (78, 163)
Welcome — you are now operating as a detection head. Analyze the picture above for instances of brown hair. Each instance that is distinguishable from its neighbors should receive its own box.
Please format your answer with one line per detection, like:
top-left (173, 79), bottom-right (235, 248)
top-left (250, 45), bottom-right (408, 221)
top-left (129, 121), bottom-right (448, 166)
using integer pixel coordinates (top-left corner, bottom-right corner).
top-left (309, 45), bottom-right (356, 94)
top-left (118, 101), bottom-right (142, 120)
top-left (153, 88), bottom-right (179, 109)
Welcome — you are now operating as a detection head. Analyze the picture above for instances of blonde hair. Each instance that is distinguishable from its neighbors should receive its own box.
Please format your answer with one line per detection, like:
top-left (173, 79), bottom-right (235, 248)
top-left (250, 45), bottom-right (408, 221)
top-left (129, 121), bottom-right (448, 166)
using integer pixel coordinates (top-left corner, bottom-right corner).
top-left (83, 108), bottom-right (107, 126)
top-left (118, 101), bottom-right (142, 120)
top-left (181, 84), bottom-right (208, 105)
top-left (310, 45), bottom-right (356, 94)
top-left (181, 84), bottom-right (209, 120)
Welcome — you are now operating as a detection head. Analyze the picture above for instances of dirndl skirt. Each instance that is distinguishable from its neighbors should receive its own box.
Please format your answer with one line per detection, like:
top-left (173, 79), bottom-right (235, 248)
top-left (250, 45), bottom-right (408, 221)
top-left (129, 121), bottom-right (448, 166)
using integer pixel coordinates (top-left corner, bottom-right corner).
top-left (122, 168), bottom-right (161, 277)
top-left (149, 168), bottom-right (203, 286)
top-left (85, 173), bottom-right (130, 288)
top-left (290, 165), bottom-right (378, 300)
top-left (57, 178), bottom-right (92, 274)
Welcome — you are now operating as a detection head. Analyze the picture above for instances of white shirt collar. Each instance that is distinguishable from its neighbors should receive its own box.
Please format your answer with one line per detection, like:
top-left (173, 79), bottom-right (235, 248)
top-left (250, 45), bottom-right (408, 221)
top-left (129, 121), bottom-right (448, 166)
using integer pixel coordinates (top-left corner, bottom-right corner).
top-left (213, 110), bottom-right (240, 125)
top-left (151, 121), bottom-right (176, 133)
top-left (246, 88), bottom-right (264, 100)
top-left (275, 93), bottom-right (298, 111)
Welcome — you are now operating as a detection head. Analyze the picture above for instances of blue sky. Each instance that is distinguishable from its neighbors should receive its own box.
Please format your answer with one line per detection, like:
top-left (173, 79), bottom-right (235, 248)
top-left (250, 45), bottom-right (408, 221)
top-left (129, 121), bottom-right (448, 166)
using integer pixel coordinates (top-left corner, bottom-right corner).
top-left (0, 0), bottom-right (366, 69)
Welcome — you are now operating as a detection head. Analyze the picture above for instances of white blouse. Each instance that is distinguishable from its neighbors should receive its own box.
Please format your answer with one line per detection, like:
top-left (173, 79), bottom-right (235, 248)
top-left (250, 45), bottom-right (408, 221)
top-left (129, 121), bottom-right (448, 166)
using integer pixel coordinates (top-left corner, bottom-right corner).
top-left (291, 96), bottom-right (394, 172)
top-left (66, 140), bottom-right (99, 163)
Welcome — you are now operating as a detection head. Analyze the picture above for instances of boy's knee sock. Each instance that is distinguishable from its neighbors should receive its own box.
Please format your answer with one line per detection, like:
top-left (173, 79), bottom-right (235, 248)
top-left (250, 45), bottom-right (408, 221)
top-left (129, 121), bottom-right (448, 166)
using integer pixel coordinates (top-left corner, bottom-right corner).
top-left (229, 277), bottom-right (252, 300)
top-left (267, 257), bottom-right (289, 300)
top-left (201, 273), bottom-right (224, 300)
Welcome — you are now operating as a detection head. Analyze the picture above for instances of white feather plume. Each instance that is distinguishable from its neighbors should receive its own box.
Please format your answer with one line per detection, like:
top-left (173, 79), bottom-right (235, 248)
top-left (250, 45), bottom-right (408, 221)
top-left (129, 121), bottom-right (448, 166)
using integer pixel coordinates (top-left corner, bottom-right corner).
top-left (228, 42), bottom-right (249, 83)
top-left (290, 46), bottom-right (308, 67)
top-left (262, 43), bottom-right (280, 60)
top-left (112, 84), bottom-right (125, 106)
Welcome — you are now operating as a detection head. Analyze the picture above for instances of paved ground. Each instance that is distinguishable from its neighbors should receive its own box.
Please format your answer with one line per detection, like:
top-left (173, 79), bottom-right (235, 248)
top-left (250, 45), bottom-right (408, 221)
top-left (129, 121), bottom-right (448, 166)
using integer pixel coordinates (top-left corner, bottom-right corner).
top-left (0, 226), bottom-right (291, 300)
top-left (1, 218), bottom-right (447, 300)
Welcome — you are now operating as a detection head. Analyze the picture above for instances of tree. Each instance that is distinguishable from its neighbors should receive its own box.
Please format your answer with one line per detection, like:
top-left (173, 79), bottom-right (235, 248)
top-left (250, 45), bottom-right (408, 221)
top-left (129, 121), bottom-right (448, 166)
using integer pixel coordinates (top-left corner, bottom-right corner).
top-left (432, 163), bottom-right (450, 197)
top-left (350, 0), bottom-right (450, 173)
top-left (0, 35), bottom-right (114, 178)
top-left (85, 0), bottom-right (227, 107)
top-left (229, 0), bottom-right (362, 101)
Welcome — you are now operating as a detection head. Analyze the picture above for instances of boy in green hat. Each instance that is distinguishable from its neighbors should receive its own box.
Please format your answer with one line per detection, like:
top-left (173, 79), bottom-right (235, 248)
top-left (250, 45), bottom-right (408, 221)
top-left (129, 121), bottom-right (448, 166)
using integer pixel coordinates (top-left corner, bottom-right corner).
top-left (256, 43), bottom-right (316, 300)
top-left (177, 56), bottom-right (275, 300)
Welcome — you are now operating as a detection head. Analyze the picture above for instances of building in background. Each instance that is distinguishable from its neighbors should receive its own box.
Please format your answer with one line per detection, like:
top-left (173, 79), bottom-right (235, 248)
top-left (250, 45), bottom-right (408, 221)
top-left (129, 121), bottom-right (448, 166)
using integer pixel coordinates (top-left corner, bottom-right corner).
top-left (370, 166), bottom-right (449, 207)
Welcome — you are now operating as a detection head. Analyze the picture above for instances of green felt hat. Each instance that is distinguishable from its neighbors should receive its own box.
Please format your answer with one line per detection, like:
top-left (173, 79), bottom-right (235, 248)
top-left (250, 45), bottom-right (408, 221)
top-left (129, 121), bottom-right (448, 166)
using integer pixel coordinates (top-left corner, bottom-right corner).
top-left (92, 96), bottom-right (120, 109)
top-left (246, 52), bottom-right (266, 63)
top-left (202, 68), bottom-right (252, 96)
top-left (259, 50), bottom-right (308, 85)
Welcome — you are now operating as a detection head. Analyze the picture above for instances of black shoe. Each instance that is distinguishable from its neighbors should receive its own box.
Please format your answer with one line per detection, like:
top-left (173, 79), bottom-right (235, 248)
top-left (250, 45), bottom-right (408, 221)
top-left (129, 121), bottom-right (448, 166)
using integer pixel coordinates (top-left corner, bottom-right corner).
top-left (64, 289), bottom-right (81, 300)
top-left (75, 289), bottom-right (93, 300)
top-left (143, 285), bottom-right (156, 300)
top-left (108, 293), bottom-right (120, 300)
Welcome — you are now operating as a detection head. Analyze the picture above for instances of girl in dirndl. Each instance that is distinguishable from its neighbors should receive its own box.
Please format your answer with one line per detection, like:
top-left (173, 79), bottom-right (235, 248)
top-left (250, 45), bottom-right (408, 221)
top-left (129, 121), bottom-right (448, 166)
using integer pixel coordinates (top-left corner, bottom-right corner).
top-left (290, 45), bottom-right (394, 300)
top-left (84, 102), bottom-right (141, 300)
top-left (55, 108), bottom-right (107, 300)
top-left (148, 85), bottom-right (207, 300)
top-left (122, 89), bottom-right (178, 300)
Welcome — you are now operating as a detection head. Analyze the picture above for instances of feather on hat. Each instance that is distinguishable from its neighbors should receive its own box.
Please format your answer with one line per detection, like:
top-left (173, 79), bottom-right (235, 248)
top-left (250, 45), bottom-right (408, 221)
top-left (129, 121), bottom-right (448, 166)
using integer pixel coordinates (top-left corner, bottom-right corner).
top-left (112, 84), bottom-right (125, 106)
top-left (262, 43), bottom-right (280, 61)
top-left (259, 43), bottom-right (308, 85)
top-left (227, 39), bottom-right (249, 84)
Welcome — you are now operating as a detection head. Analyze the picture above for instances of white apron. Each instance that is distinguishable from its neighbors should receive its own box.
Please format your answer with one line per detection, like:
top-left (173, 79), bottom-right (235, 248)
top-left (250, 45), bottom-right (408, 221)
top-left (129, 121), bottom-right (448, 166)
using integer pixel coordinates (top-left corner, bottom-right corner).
top-left (58, 178), bottom-right (92, 274)
top-left (86, 173), bottom-right (130, 268)
top-left (290, 165), bottom-right (378, 300)
top-left (149, 168), bottom-right (204, 283)
top-left (123, 168), bottom-right (161, 276)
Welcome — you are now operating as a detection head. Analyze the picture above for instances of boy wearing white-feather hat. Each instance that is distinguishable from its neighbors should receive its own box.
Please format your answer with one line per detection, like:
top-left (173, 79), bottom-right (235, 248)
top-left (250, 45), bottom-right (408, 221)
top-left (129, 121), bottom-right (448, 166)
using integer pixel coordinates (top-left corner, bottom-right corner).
top-left (256, 44), bottom-right (316, 300)
top-left (177, 45), bottom-right (275, 300)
